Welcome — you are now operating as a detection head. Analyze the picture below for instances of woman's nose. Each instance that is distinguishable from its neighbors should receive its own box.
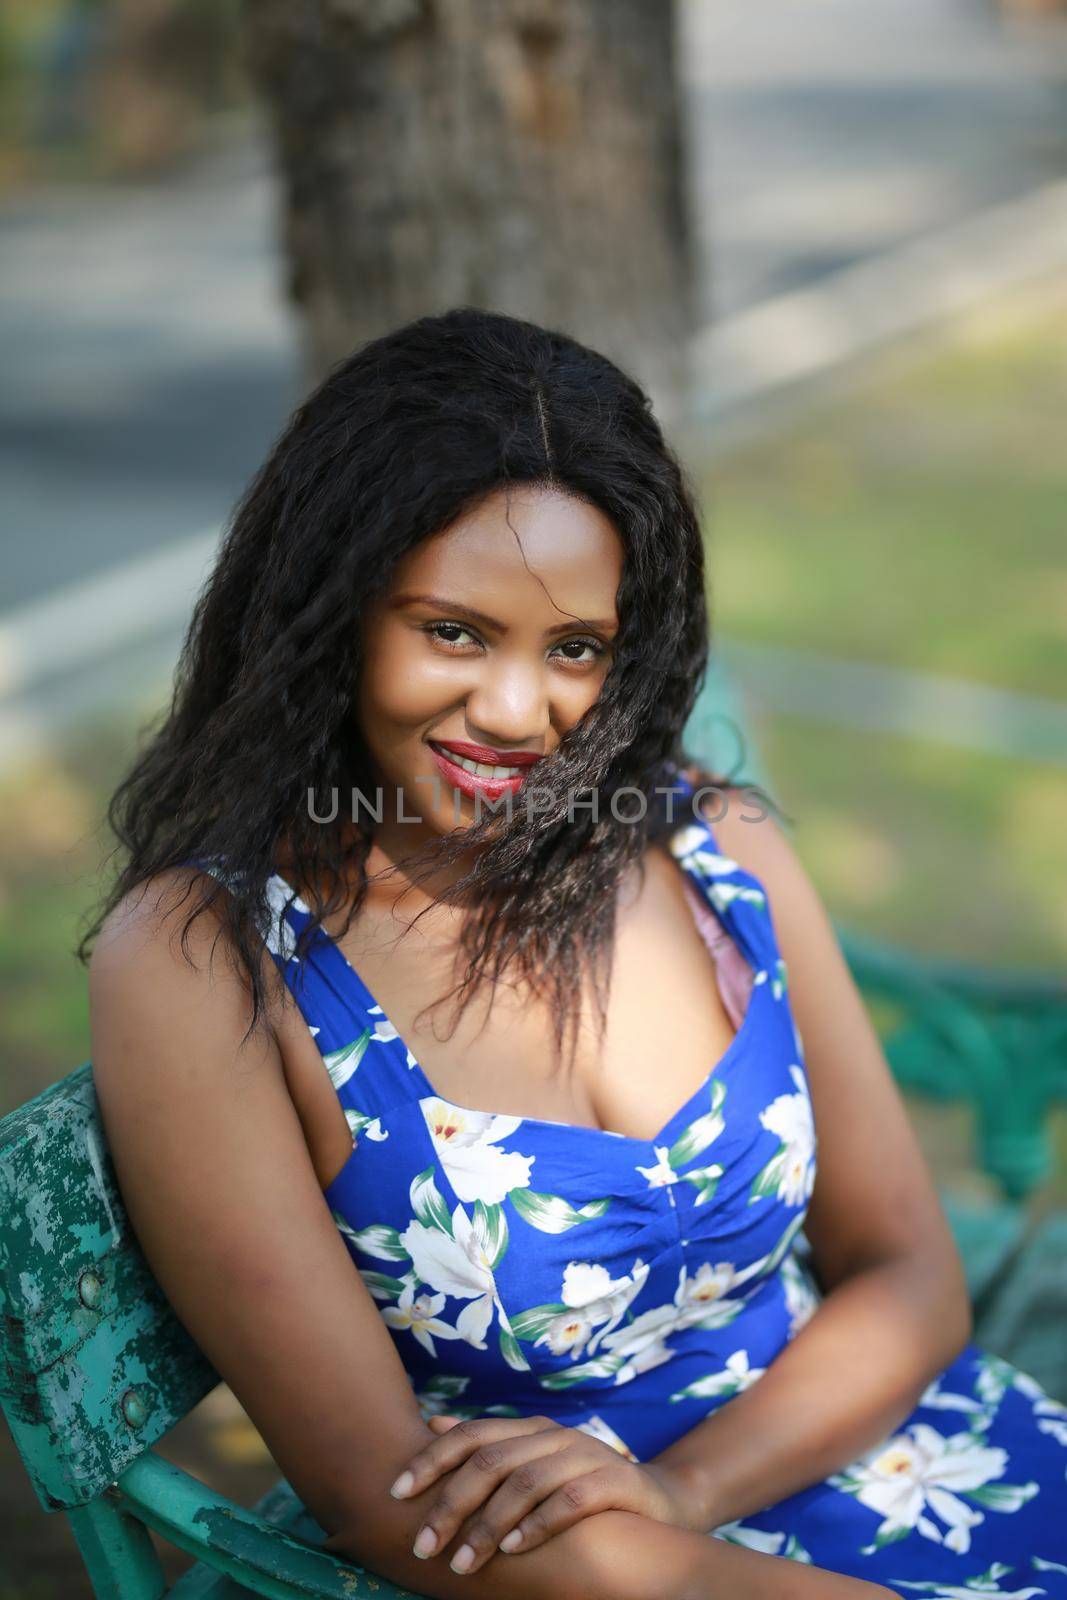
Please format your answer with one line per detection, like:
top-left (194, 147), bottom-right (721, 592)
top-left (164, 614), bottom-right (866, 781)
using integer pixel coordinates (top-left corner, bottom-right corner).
top-left (463, 658), bottom-right (550, 745)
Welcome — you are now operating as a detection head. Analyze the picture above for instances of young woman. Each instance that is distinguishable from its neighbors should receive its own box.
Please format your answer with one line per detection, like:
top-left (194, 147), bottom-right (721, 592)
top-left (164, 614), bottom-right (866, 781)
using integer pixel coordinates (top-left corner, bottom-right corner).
top-left (84, 308), bottom-right (1067, 1600)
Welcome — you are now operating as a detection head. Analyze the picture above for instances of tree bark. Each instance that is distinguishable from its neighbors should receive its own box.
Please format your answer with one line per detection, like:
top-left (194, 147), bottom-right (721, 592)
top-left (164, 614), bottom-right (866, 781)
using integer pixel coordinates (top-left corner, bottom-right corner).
top-left (242, 0), bottom-right (695, 425)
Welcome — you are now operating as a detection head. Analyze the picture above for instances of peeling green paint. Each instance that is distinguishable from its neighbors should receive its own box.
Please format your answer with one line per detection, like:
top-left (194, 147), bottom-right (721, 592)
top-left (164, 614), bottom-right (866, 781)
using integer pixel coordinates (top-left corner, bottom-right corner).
top-left (1, 1064), bottom-right (217, 1508)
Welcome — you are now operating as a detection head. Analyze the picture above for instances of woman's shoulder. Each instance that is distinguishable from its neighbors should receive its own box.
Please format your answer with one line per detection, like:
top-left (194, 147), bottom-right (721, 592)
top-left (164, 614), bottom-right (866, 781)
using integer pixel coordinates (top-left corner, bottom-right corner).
top-left (91, 863), bottom-right (231, 970)
top-left (89, 862), bottom-right (283, 1046)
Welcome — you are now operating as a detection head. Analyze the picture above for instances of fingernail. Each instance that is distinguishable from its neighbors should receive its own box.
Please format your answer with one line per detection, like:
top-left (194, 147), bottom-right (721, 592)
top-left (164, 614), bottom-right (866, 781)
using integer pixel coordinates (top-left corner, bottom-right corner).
top-left (450, 1543), bottom-right (475, 1573)
top-left (390, 1471), bottom-right (414, 1498)
top-left (413, 1526), bottom-right (437, 1559)
top-left (499, 1529), bottom-right (523, 1552)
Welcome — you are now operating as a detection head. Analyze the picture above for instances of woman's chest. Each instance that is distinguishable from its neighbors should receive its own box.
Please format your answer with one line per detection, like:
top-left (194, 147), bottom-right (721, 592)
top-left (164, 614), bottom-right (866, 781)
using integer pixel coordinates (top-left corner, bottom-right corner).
top-left (348, 846), bottom-right (745, 1139)
top-left (282, 845), bottom-right (750, 1164)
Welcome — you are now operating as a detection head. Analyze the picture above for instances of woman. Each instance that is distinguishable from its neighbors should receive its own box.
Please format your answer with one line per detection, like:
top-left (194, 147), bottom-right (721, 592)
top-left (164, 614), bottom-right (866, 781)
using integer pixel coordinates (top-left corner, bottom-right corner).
top-left (84, 308), bottom-right (1067, 1599)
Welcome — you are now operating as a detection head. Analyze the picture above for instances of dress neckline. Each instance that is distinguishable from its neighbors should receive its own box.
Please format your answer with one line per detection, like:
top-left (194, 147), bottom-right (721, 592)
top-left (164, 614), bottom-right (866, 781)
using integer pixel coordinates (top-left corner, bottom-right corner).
top-left (272, 796), bottom-right (767, 1150)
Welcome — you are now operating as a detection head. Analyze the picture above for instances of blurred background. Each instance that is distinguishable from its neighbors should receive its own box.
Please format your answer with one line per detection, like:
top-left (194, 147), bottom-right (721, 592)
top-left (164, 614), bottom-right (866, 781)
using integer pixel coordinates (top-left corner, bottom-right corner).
top-left (2, 0), bottom-right (1067, 1593)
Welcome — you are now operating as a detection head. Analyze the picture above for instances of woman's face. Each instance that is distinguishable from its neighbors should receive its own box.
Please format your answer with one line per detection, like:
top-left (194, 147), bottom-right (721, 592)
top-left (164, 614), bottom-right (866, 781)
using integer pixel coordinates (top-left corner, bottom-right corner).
top-left (357, 484), bottom-right (623, 852)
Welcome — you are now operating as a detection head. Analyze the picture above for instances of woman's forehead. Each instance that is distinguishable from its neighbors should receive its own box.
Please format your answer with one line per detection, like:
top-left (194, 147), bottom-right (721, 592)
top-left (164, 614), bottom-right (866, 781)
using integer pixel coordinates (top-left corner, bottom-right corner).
top-left (385, 487), bottom-right (624, 617)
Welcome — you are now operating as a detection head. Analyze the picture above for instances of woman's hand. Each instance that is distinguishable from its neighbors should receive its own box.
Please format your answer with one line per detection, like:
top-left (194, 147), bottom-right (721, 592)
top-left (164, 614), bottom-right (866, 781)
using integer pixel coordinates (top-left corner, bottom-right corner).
top-left (388, 1412), bottom-right (703, 1575)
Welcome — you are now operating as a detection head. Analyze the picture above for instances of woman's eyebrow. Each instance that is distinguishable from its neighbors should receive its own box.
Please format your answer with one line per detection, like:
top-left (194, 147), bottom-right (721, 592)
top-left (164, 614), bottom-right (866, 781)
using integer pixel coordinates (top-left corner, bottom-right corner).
top-left (392, 592), bottom-right (618, 636)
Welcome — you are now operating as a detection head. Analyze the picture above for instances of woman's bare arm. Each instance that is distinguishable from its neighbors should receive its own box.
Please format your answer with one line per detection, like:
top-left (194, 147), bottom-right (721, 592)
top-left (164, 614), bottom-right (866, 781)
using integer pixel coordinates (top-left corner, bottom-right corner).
top-left (89, 871), bottom-right (435, 1538)
top-left (88, 867), bottom-right (896, 1600)
top-left (650, 792), bottom-right (972, 1530)
top-left (336, 1501), bottom-right (897, 1600)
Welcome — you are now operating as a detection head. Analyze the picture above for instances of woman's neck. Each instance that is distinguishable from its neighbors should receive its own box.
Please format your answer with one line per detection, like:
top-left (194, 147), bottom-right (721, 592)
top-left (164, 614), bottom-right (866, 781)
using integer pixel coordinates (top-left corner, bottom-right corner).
top-left (277, 818), bottom-right (480, 923)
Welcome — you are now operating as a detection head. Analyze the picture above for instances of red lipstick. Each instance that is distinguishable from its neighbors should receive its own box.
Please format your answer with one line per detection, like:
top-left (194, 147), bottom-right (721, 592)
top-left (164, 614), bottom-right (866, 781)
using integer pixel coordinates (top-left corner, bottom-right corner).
top-left (431, 740), bottom-right (542, 767)
top-left (427, 739), bottom-right (542, 802)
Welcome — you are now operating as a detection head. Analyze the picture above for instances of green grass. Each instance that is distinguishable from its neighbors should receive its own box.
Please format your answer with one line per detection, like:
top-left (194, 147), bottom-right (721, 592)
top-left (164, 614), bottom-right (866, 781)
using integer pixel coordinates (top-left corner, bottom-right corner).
top-left (706, 293), bottom-right (1067, 702)
top-left (701, 290), bottom-right (1067, 977)
top-left (748, 710), bottom-right (1067, 970)
top-left (0, 712), bottom-right (138, 1118)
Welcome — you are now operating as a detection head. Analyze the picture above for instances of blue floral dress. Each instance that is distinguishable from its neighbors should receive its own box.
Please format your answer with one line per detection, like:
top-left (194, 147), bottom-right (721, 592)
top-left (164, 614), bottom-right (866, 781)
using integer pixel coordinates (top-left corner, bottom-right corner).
top-left (198, 769), bottom-right (1067, 1593)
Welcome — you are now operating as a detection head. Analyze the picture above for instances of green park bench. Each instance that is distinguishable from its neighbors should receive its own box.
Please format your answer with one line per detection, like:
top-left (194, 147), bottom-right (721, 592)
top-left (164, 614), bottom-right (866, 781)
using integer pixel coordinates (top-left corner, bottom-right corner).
top-left (2, 657), bottom-right (1066, 1599)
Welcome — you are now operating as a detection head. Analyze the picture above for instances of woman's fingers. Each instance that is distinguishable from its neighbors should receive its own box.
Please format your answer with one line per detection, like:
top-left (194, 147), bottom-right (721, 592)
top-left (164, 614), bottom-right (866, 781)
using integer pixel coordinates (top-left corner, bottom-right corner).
top-left (390, 1414), bottom-right (555, 1501)
top-left (446, 1452), bottom-right (615, 1574)
top-left (492, 1466), bottom-right (624, 1558)
top-left (410, 1427), bottom-right (571, 1566)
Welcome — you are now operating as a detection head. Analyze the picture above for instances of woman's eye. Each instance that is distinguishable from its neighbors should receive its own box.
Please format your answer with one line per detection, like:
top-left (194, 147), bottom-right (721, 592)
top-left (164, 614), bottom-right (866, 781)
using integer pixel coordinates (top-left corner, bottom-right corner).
top-left (425, 622), bottom-right (478, 650)
top-left (554, 637), bottom-right (606, 666)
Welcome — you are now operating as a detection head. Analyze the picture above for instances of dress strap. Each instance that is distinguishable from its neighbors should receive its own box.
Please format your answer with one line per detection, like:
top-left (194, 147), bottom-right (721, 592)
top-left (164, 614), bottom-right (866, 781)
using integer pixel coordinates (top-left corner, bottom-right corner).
top-left (679, 875), bottom-right (754, 1031)
top-left (665, 764), bottom-right (778, 982)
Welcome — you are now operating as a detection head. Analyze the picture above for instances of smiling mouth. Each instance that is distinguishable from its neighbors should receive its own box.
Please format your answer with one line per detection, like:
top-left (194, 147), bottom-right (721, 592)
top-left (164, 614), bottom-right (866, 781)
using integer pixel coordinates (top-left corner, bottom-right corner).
top-left (428, 742), bottom-right (530, 780)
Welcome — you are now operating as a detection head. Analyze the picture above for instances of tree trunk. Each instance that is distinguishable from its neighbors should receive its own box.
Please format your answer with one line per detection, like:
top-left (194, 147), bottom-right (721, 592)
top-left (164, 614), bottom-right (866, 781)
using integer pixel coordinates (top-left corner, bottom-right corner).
top-left (242, 0), bottom-right (695, 425)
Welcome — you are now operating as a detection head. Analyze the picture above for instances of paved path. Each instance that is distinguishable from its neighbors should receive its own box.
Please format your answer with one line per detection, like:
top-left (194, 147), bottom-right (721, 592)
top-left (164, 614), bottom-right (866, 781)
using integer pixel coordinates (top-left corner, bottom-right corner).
top-left (1, 134), bottom-right (301, 610)
top-left (681, 0), bottom-right (1067, 320)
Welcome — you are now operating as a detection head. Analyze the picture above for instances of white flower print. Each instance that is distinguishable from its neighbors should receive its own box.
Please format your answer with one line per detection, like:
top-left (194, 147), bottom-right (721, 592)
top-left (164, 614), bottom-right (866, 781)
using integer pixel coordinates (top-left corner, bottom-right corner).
top-left (670, 1349), bottom-right (767, 1403)
top-left (635, 1079), bottom-right (728, 1197)
top-left (831, 1424), bottom-right (1039, 1556)
top-left (531, 1241), bottom-right (793, 1395)
top-left (368, 1004), bottom-right (419, 1069)
top-left (600, 1263), bottom-right (756, 1387)
top-left (400, 1202), bottom-right (503, 1349)
top-left (322, 1032), bottom-right (370, 1091)
top-left (1007, 1369), bottom-right (1067, 1449)
top-left (895, 1560), bottom-right (1049, 1598)
top-left (536, 1306), bottom-right (597, 1358)
top-left (779, 1248), bottom-right (821, 1338)
top-left (712, 1522), bottom-right (812, 1561)
top-left (573, 1414), bottom-right (640, 1461)
top-left (706, 881), bottom-right (767, 916)
top-left (419, 1097), bottom-right (534, 1205)
top-left (344, 1107), bottom-right (389, 1144)
top-left (599, 1301), bottom-right (681, 1384)
top-left (684, 1260), bottom-right (738, 1311)
top-left (510, 1258), bottom-right (650, 1365)
top-left (636, 1145), bottom-right (680, 1188)
top-left (262, 873), bottom-right (310, 962)
top-left (918, 1376), bottom-right (991, 1420)
top-left (668, 824), bottom-right (740, 876)
top-left (712, 1522), bottom-right (787, 1554)
top-left (668, 819), bottom-right (769, 913)
top-left (750, 1065), bottom-right (816, 1207)
top-left (1034, 1399), bottom-right (1067, 1449)
top-left (678, 1259), bottom-right (765, 1331)
top-left (970, 1355), bottom-right (1067, 1448)
top-left (381, 1283), bottom-right (463, 1356)
top-left (413, 1374), bottom-right (470, 1419)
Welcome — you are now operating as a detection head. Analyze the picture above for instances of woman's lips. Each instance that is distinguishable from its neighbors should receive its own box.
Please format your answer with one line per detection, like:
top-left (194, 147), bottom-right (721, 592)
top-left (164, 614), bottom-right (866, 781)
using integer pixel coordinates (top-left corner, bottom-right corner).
top-left (428, 741), bottom-right (536, 801)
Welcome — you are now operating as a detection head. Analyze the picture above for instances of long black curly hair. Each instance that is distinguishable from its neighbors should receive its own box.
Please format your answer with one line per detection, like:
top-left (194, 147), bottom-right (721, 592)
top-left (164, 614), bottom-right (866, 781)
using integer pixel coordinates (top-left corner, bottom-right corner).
top-left (78, 306), bottom-right (767, 1075)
